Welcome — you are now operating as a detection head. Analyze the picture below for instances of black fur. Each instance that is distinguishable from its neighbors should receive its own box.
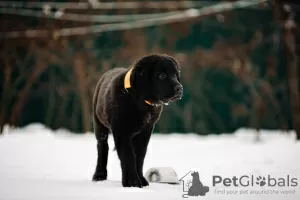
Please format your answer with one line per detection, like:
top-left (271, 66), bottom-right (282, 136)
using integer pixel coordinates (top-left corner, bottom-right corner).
top-left (92, 54), bottom-right (183, 188)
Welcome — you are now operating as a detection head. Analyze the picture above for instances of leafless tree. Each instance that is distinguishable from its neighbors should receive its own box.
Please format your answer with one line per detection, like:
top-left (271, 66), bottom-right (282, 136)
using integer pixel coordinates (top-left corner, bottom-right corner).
top-left (271, 0), bottom-right (300, 140)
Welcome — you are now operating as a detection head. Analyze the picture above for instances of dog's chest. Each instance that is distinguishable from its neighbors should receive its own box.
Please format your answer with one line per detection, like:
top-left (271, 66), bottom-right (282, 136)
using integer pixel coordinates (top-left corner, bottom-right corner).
top-left (141, 112), bottom-right (152, 124)
top-left (140, 108), bottom-right (161, 125)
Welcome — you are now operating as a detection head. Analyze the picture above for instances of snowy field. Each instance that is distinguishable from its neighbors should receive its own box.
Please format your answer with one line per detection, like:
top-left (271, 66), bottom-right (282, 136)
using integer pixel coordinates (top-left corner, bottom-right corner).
top-left (0, 123), bottom-right (300, 200)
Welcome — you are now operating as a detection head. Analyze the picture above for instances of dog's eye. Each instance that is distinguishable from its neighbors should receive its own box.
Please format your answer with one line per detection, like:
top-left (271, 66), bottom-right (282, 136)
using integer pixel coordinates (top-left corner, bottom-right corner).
top-left (158, 73), bottom-right (167, 80)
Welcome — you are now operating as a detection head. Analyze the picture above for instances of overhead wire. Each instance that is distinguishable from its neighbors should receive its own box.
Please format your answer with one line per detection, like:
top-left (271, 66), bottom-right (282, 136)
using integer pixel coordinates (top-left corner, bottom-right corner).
top-left (0, 0), bottom-right (269, 39)
top-left (0, 7), bottom-right (183, 23)
top-left (0, 1), bottom-right (217, 10)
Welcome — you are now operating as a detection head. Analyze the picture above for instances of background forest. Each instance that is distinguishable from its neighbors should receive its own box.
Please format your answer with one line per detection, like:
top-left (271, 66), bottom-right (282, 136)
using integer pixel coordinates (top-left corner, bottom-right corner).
top-left (0, 0), bottom-right (299, 137)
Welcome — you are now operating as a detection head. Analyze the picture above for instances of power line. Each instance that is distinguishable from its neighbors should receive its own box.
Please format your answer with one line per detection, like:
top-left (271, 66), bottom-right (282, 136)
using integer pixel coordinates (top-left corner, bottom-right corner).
top-left (0, 0), bottom-right (269, 39)
top-left (0, 1), bottom-right (216, 10)
top-left (0, 8), bottom-right (183, 23)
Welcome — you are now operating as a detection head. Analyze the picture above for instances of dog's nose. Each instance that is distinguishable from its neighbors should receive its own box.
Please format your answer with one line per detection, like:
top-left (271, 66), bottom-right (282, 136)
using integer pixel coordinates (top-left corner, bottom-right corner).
top-left (174, 85), bottom-right (183, 93)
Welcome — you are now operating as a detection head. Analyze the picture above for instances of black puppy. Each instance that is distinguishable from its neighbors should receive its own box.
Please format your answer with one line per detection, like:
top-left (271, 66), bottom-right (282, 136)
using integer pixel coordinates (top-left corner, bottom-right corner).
top-left (92, 54), bottom-right (183, 188)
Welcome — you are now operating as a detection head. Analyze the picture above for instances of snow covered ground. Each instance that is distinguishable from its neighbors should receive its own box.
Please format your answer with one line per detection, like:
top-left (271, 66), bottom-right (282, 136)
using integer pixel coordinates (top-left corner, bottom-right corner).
top-left (0, 123), bottom-right (300, 200)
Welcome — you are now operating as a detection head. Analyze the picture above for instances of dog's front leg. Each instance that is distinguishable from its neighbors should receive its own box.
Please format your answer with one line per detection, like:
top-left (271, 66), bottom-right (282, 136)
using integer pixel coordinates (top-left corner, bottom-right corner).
top-left (113, 134), bottom-right (142, 188)
top-left (133, 125), bottom-right (153, 186)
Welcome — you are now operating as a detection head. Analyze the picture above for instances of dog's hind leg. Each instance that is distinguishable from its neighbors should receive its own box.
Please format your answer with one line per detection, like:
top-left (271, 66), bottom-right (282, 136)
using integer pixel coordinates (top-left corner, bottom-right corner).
top-left (92, 114), bottom-right (109, 181)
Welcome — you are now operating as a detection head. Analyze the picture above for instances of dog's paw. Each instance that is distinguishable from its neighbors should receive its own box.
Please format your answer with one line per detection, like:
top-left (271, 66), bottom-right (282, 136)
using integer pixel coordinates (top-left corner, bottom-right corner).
top-left (122, 175), bottom-right (143, 188)
top-left (140, 176), bottom-right (149, 187)
top-left (92, 172), bottom-right (107, 181)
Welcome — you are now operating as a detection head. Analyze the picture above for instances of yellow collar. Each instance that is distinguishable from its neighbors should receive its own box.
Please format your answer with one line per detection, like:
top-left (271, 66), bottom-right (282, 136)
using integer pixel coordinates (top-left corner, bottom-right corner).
top-left (124, 67), bottom-right (153, 106)
top-left (144, 100), bottom-right (152, 106)
top-left (124, 67), bottom-right (133, 90)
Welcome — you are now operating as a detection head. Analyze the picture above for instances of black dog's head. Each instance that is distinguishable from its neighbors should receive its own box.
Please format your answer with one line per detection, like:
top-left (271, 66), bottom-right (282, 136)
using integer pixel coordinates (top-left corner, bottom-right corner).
top-left (131, 54), bottom-right (183, 104)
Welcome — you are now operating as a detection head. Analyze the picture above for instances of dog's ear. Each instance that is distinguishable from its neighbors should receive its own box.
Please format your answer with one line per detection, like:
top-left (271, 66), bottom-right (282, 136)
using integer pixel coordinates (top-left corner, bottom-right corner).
top-left (133, 66), bottom-right (145, 77)
top-left (130, 64), bottom-right (149, 92)
top-left (130, 56), bottom-right (159, 101)
top-left (130, 55), bottom-right (159, 87)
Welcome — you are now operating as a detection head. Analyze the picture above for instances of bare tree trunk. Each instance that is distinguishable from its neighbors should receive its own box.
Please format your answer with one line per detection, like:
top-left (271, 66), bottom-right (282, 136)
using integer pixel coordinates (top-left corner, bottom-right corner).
top-left (0, 61), bottom-right (12, 133)
top-left (9, 56), bottom-right (48, 126)
top-left (45, 67), bottom-right (56, 127)
top-left (271, 0), bottom-right (300, 140)
top-left (73, 53), bottom-right (91, 133)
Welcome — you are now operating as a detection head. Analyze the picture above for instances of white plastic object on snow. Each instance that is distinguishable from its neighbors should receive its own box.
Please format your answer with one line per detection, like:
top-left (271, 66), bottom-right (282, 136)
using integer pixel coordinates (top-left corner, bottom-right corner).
top-left (144, 167), bottom-right (179, 184)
